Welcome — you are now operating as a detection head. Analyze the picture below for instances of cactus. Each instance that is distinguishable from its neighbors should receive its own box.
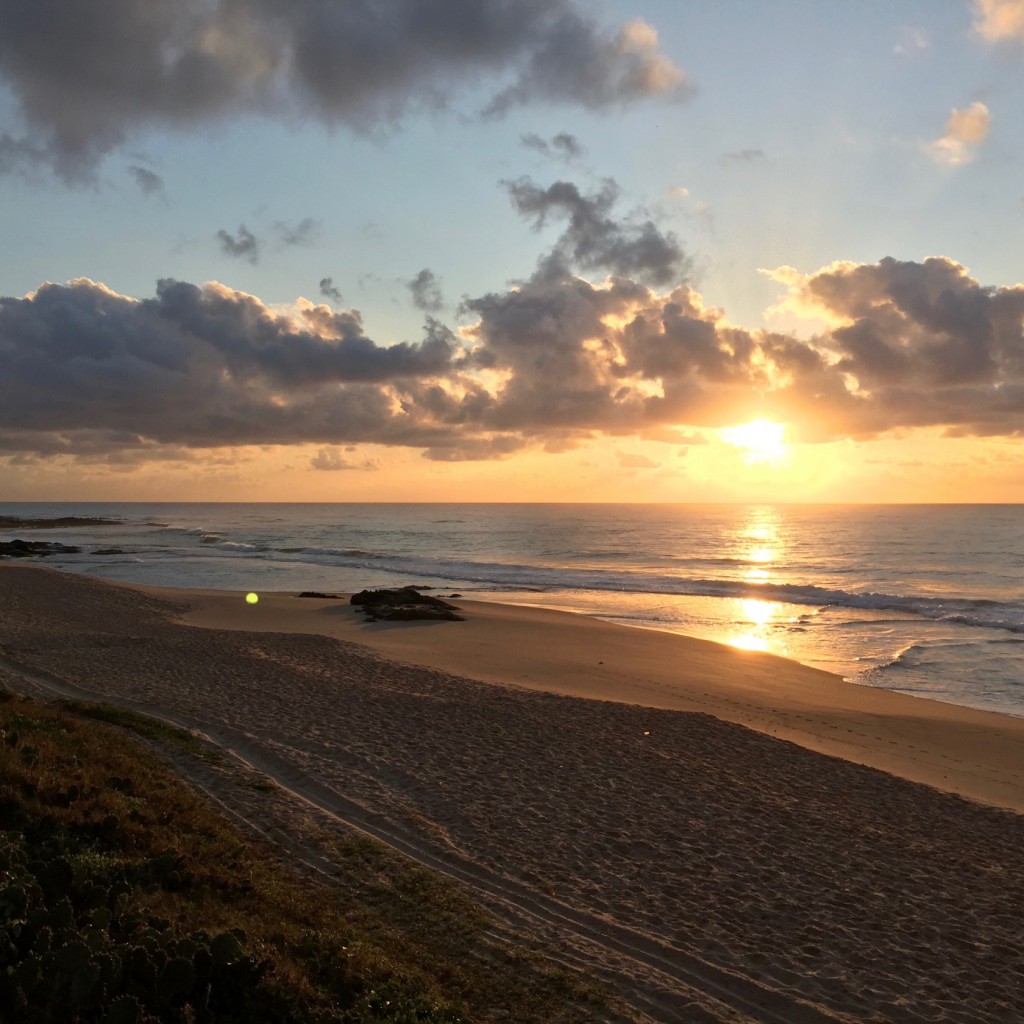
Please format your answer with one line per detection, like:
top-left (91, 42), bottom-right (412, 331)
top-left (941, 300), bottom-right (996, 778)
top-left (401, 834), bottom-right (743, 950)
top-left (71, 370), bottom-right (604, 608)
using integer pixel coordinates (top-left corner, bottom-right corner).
top-left (104, 993), bottom-right (143, 1024)
top-left (96, 951), bottom-right (123, 993)
top-left (53, 939), bottom-right (92, 974)
top-left (0, 883), bottom-right (28, 924)
top-left (157, 957), bottom-right (196, 1002)
top-left (35, 857), bottom-right (74, 900)
top-left (209, 930), bottom-right (244, 966)
top-left (124, 944), bottom-right (156, 990)
top-left (14, 953), bottom-right (42, 995)
top-left (31, 925), bottom-right (52, 956)
top-left (68, 957), bottom-right (102, 1005)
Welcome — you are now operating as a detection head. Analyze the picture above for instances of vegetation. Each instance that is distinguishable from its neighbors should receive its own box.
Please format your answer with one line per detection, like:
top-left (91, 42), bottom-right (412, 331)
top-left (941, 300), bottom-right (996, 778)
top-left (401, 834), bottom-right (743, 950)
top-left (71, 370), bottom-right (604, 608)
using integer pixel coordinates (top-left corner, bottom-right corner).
top-left (0, 692), bottom-right (609, 1023)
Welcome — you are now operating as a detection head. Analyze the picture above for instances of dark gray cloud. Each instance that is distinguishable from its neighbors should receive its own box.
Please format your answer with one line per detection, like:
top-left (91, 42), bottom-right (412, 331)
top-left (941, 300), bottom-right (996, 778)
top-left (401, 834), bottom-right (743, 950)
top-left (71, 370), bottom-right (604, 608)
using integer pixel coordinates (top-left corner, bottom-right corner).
top-left (0, 0), bottom-right (689, 180)
top-left (461, 272), bottom-right (758, 436)
top-left (275, 217), bottom-right (320, 247)
top-left (0, 278), bottom-right (459, 454)
top-left (757, 256), bottom-right (1024, 439)
top-left (505, 176), bottom-right (690, 286)
top-left (310, 447), bottom-right (380, 471)
top-left (407, 268), bottom-right (446, 312)
top-left (521, 131), bottom-right (585, 162)
top-left (319, 277), bottom-right (343, 303)
top-left (3, 243), bottom-right (1024, 464)
top-left (216, 224), bottom-right (260, 264)
top-left (422, 435), bottom-right (527, 461)
top-left (484, 14), bottom-right (693, 116)
top-left (128, 165), bottom-right (164, 195)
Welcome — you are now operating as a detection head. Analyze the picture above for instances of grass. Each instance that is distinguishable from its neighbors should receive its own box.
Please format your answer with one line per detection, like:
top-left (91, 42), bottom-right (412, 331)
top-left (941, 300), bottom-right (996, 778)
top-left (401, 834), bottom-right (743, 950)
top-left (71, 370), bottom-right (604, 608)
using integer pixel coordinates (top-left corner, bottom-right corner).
top-left (56, 699), bottom-right (222, 763)
top-left (0, 691), bottom-right (613, 1023)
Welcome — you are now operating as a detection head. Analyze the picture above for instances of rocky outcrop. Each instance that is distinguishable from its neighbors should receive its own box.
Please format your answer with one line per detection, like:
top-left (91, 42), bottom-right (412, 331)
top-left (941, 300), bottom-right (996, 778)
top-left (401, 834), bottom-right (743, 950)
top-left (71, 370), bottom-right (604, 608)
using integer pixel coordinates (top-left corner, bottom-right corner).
top-left (0, 539), bottom-right (82, 559)
top-left (350, 587), bottom-right (463, 622)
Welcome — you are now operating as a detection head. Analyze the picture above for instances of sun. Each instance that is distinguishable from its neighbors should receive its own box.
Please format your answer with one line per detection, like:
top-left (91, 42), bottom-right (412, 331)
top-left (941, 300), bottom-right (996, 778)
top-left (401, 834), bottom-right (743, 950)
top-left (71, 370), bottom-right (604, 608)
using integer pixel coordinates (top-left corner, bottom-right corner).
top-left (720, 419), bottom-right (787, 464)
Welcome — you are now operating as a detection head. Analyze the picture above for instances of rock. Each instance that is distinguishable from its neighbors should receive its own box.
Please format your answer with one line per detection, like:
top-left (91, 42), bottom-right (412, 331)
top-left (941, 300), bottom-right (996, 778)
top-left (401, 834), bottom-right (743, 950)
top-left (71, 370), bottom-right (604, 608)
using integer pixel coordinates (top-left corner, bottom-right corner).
top-left (0, 515), bottom-right (118, 530)
top-left (0, 539), bottom-right (82, 559)
top-left (297, 591), bottom-right (342, 599)
top-left (350, 587), bottom-right (463, 622)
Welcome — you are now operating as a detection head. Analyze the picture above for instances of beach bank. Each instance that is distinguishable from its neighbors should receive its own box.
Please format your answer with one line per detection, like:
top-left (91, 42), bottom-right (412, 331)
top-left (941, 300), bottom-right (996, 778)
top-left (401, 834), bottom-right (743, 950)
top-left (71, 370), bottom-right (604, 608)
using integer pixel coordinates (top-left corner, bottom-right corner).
top-left (2, 562), bottom-right (1023, 1023)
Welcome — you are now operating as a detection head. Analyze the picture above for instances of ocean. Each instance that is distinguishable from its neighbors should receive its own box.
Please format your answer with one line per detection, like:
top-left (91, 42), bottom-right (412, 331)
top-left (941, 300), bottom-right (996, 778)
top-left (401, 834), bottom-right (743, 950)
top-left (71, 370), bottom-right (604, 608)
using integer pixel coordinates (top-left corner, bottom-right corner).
top-left (2, 502), bottom-right (1022, 718)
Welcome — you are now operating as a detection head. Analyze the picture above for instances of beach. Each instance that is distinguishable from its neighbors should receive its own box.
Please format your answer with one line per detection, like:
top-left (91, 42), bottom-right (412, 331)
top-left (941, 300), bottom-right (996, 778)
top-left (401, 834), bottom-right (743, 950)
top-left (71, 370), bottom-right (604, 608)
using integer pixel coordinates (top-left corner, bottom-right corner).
top-left (2, 562), bottom-right (1023, 1023)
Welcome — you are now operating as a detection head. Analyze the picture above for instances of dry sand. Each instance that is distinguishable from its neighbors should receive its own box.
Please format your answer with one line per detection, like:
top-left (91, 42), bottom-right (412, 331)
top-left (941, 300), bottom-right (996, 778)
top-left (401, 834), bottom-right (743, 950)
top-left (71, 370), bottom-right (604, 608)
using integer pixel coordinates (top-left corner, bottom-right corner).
top-left (168, 584), bottom-right (1024, 814)
top-left (1, 562), bottom-right (1023, 1023)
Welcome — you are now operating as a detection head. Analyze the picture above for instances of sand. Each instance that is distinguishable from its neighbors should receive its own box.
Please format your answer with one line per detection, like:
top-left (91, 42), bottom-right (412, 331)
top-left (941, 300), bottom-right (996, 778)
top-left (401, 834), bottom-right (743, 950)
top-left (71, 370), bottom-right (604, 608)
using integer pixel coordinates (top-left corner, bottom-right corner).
top-left (166, 583), bottom-right (1024, 814)
top-left (1, 562), bottom-right (1023, 1023)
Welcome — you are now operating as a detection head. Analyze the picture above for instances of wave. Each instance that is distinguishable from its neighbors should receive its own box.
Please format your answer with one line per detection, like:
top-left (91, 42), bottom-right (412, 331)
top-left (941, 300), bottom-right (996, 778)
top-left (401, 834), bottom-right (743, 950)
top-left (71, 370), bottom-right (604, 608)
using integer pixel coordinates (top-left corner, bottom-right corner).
top-left (252, 549), bottom-right (1024, 634)
top-left (149, 524), bottom-right (1024, 635)
top-left (865, 635), bottom-right (1024, 679)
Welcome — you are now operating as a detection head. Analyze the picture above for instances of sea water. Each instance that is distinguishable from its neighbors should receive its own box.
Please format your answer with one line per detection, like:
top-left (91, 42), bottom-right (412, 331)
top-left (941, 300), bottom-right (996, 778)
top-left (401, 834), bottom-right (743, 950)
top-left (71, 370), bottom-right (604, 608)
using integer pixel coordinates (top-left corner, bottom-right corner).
top-left (2, 502), bottom-right (1022, 717)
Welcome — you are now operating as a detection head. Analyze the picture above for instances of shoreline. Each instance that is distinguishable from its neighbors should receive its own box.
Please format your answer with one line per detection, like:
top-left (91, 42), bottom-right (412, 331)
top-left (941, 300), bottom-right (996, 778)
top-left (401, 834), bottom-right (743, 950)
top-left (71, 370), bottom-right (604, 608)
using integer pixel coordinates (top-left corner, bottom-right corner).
top-left (133, 578), bottom-right (1024, 815)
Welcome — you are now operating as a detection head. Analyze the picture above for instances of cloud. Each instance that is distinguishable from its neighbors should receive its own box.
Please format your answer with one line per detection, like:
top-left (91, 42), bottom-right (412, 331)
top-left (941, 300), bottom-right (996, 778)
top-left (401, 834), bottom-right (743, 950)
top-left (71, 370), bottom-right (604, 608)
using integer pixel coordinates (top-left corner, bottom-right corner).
top-left (4, 172), bottom-right (1024, 463)
top-left (616, 450), bottom-right (659, 468)
top-left (521, 131), bottom-right (585, 162)
top-left (422, 436), bottom-right (527, 461)
top-left (721, 148), bottom-right (766, 164)
top-left (0, 0), bottom-right (690, 181)
top-left (0, 278), bottom-right (460, 455)
top-left (973, 0), bottom-right (1024, 44)
top-left (319, 277), bottom-right (343, 303)
top-left (128, 165), bottom-right (164, 196)
top-left (504, 176), bottom-right (689, 286)
top-left (216, 224), bottom-right (261, 264)
top-left (407, 268), bottom-right (446, 312)
top-left (893, 26), bottom-right (929, 54)
top-left (310, 447), bottom-right (380, 471)
top-left (761, 255), bottom-right (1024, 437)
top-left (485, 17), bottom-right (693, 116)
top-left (5, 256), bottom-right (1024, 464)
top-left (925, 102), bottom-right (991, 166)
top-left (275, 217), bottom-right (320, 247)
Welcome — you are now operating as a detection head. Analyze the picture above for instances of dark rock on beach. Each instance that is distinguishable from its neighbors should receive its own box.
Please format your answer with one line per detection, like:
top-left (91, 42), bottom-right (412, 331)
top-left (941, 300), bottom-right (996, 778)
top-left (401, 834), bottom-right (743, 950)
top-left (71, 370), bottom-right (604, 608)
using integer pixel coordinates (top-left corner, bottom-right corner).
top-left (350, 586), bottom-right (463, 622)
top-left (0, 539), bottom-right (82, 559)
top-left (298, 591), bottom-right (342, 599)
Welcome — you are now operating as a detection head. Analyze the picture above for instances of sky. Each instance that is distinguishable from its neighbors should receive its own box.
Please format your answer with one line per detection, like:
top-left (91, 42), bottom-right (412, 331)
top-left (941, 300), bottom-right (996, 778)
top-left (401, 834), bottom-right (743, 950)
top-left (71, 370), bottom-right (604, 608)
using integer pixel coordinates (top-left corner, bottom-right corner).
top-left (2, 0), bottom-right (1024, 503)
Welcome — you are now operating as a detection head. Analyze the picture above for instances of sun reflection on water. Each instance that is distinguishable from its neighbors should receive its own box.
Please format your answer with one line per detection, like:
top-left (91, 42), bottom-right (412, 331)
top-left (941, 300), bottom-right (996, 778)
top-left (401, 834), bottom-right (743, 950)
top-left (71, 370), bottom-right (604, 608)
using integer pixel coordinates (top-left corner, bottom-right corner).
top-left (728, 597), bottom-right (790, 652)
top-left (724, 506), bottom-right (795, 654)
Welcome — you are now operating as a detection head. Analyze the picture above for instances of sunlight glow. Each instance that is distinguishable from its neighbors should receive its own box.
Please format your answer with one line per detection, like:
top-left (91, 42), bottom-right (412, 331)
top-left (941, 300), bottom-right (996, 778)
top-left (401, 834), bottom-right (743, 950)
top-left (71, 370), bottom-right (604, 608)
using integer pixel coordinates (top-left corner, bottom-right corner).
top-left (720, 419), bottom-right (787, 464)
top-left (726, 597), bottom-right (788, 653)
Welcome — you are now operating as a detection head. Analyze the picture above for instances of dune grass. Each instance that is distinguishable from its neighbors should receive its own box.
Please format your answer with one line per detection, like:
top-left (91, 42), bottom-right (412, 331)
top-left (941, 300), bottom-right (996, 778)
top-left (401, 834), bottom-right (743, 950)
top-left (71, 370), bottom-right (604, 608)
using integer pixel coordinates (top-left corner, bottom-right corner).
top-left (0, 691), bottom-right (611, 1023)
